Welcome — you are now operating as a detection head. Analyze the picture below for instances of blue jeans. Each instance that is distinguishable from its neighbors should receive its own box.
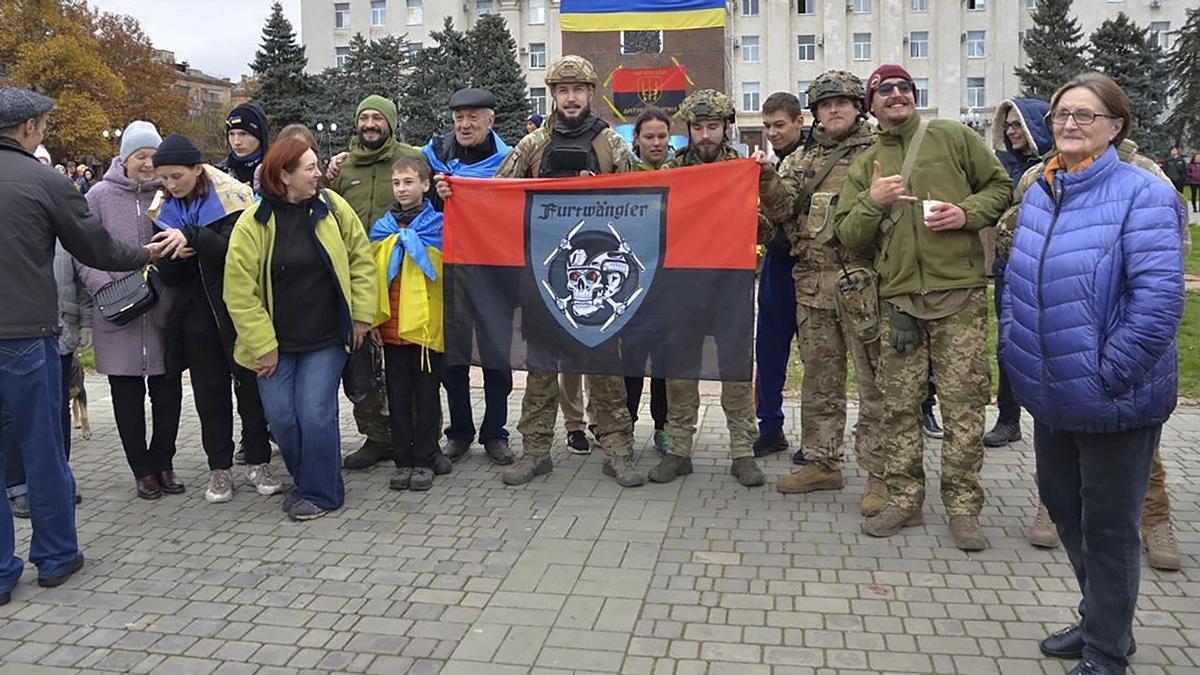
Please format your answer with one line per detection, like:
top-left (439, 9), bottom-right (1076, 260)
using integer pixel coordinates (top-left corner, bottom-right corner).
top-left (1035, 421), bottom-right (1159, 670)
top-left (256, 346), bottom-right (348, 511)
top-left (5, 353), bottom-right (73, 499)
top-left (754, 249), bottom-right (798, 434)
top-left (0, 338), bottom-right (80, 593)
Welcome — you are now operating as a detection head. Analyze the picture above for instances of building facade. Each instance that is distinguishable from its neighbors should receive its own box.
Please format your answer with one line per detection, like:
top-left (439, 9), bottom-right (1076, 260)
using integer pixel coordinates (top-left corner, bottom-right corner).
top-left (155, 50), bottom-right (235, 119)
top-left (300, 0), bottom-right (1191, 144)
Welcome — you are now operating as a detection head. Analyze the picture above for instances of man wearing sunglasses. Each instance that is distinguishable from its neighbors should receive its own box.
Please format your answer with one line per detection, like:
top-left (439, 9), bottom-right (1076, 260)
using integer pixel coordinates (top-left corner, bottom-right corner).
top-left (832, 64), bottom-right (1012, 551)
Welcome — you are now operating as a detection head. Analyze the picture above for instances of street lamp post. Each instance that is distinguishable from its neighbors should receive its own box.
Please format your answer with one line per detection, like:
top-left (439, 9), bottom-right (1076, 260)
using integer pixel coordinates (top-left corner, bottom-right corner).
top-left (315, 122), bottom-right (338, 163)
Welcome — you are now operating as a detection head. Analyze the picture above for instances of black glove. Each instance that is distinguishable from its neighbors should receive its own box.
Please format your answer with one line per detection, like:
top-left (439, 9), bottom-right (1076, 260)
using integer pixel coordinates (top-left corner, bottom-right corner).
top-left (889, 309), bottom-right (922, 356)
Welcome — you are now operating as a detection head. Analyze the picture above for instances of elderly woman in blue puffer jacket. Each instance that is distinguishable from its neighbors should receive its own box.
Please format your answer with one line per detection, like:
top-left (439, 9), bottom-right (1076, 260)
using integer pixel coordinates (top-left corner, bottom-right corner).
top-left (1000, 72), bottom-right (1186, 675)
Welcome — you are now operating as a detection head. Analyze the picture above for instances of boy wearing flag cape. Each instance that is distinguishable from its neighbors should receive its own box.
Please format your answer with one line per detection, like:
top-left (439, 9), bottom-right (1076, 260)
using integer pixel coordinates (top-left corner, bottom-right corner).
top-left (369, 156), bottom-right (445, 492)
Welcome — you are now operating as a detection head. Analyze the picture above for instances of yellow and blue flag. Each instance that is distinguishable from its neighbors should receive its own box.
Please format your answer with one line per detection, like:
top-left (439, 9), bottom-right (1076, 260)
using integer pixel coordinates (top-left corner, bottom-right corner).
top-left (561, 0), bottom-right (725, 32)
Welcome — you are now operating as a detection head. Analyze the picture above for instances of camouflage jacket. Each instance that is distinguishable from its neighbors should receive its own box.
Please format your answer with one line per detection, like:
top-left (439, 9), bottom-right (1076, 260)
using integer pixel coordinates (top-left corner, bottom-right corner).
top-left (495, 120), bottom-right (637, 178)
top-left (760, 121), bottom-right (877, 268)
top-left (995, 138), bottom-right (1191, 260)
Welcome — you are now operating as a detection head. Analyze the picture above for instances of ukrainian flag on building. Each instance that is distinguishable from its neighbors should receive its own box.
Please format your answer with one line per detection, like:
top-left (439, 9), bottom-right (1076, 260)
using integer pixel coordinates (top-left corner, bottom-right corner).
top-left (560, 0), bottom-right (725, 32)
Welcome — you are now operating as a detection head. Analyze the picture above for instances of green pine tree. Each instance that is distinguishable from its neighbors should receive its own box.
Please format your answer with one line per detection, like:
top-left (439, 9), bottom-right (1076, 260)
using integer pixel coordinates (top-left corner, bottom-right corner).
top-left (466, 14), bottom-right (532, 145)
top-left (1015, 0), bottom-right (1088, 100)
top-left (1166, 7), bottom-right (1200, 149)
top-left (398, 17), bottom-right (470, 143)
top-left (1088, 13), bottom-right (1171, 157)
top-left (249, 2), bottom-right (311, 130)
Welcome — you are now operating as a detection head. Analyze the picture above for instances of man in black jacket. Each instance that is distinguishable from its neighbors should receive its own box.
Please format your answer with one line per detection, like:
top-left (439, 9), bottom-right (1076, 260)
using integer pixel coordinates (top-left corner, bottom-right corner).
top-left (0, 87), bottom-right (162, 605)
top-left (1162, 147), bottom-right (1188, 195)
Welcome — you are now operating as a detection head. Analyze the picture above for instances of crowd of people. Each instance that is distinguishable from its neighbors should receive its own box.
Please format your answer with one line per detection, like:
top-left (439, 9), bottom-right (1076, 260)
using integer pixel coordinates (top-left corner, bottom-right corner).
top-left (0, 52), bottom-right (1190, 675)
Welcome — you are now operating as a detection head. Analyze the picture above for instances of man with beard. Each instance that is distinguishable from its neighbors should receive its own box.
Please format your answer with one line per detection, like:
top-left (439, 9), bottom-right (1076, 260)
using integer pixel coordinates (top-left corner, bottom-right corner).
top-left (330, 95), bottom-right (422, 472)
top-left (753, 92), bottom-right (807, 462)
top-left (647, 89), bottom-right (765, 489)
top-left (833, 65), bottom-right (1011, 551)
top-left (757, 71), bottom-right (886, 513)
top-left (441, 56), bottom-right (644, 488)
top-left (424, 87), bottom-right (516, 467)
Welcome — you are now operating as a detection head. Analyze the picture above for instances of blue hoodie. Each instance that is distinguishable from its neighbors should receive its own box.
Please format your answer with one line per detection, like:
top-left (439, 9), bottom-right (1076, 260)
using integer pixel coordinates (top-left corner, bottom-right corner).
top-left (991, 98), bottom-right (1052, 184)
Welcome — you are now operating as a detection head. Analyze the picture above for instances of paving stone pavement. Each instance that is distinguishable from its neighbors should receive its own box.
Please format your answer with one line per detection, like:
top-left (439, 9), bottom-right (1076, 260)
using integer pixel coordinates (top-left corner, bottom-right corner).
top-left (1, 373), bottom-right (1197, 674)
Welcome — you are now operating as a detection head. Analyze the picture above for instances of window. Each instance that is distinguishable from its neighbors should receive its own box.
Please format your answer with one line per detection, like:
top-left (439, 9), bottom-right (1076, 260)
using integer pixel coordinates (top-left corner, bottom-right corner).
top-left (528, 42), bottom-right (546, 69)
top-left (911, 0), bottom-right (928, 10)
top-left (334, 3), bottom-right (350, 28)
top-left (406, 41), bottom-right (422, 55)
top-left (742, 0), bottom-right (759, 15)
top-left (909, 31), bottom-right (928, 58)
top-left (529, 87), bottom-right (546, 116)
top-left (967, 77), bottom-right (985, 108)
top-left (742, 82), bottom-right (761, 112)
top-left (529, 0), bottom-right (545, 24)
top-left (966, 0), bottom-right (985, 9)
top-left (477, 0), bottom-right (495, 14)
top-left (1150, 22), bottom-right (1171, 50)
top-left (797, 80), bottom-right (811, 108)
top-left (1026, 0), bottom-right (1036, 7)
top-left (797, 34), bottom-right (816, 61)
top-left (741, 35), bottom-right (760, 63)
top-left (371, 0), bottom-right (386, 26)
top-left (966, 30), bottom-right (986, 58)
top-left (406, 0), bottom-right (422, 25)
top-left (621, 30), bottom-right (662, 54)
top-left (851, 0), bottom-right (870, 12)
top-left (853, 33), bottom-right (871, 60)
top-left (797, 0), bottom-right (815, 14)
top-left (335, 46), bottom-right (350, 68)
top-left (914, 78), bottom-right (929, 108)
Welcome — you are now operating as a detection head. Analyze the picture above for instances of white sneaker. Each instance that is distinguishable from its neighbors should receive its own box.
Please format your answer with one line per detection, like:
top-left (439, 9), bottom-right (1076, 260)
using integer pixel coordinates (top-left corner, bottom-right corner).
top-left (247, 463), bottom-right (283, 496)
top-left (204, 469), bottom-right (234, 503)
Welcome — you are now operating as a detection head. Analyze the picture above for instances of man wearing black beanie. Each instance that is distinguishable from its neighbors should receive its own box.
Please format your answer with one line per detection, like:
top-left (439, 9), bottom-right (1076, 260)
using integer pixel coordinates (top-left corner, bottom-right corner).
top-left (219, 102), bottom-right (269, 186)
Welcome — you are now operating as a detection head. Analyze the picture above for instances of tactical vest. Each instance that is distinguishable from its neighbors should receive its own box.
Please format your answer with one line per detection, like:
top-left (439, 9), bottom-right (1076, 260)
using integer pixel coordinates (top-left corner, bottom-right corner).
top-left (792, 137), bottom-right (874, 269)
top-left (531, 126), bottom-right (615, 177)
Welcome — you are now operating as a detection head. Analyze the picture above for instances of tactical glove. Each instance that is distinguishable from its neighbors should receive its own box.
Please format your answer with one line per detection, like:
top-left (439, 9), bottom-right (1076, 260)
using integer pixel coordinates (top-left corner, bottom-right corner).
top-left (889, 310), bottom-right (922, 356)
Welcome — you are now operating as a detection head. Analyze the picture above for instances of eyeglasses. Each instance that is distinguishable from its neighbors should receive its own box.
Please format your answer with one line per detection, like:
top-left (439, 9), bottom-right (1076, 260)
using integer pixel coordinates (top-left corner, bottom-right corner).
top-left (1047, 109), bottom-right (1120, 126)
top-left (876, 81), bottom-right (914, 96)
top-left (1004, 121), bottom-right (1023, 132)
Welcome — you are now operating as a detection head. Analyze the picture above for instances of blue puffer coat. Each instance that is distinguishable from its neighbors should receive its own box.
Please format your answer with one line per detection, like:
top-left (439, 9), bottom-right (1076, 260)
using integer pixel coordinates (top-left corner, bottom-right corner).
top-left (999, 145), bottom-right (1186, 434)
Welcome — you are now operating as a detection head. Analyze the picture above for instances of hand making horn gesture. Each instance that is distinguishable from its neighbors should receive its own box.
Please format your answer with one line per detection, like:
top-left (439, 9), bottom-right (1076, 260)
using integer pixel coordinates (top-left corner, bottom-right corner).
top-left (869, 160), bottom-right (919, 207)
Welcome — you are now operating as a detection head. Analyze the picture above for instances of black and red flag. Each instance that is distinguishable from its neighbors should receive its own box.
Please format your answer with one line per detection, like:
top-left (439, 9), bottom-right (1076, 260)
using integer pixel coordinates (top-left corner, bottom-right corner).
top-left (610, 65), bottom-right (689, 117)
top-left (443, 160), bottom-right (759, 381)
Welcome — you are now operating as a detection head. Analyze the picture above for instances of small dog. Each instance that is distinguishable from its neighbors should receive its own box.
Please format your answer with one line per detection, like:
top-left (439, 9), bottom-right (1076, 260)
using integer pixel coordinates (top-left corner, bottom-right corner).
top-left (68, 354), bottom-right (91, 441)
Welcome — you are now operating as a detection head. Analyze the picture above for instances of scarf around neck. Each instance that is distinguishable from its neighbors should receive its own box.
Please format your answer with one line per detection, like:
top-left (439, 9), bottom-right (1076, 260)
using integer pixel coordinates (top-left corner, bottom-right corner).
top-left (370, 199), bottom-right (443, 284)
top-left (422, 131), bottom-right (511, 178)
top-left (224, 147), bottom-right (263, 184)
top-left (153, 165), bottom-right (256, 229)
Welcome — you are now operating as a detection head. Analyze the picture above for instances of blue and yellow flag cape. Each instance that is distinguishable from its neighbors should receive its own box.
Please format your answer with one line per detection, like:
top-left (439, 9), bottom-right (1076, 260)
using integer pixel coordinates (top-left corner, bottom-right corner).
top-left (560, 0), bottom-right (724, 32)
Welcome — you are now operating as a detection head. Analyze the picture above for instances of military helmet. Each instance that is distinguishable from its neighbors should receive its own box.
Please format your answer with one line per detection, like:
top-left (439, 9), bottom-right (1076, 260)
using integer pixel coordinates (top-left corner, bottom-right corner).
top-left (806, 70), bottom-right (866, 113)
top-left (678, 89), bottom-right (736, 123)
top-left (545, 55), bottom-right (598, 87)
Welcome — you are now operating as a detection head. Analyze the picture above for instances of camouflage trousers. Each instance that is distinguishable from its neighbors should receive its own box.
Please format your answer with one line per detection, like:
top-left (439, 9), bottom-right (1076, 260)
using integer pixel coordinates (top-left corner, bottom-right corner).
top-left (352, 385), bottom-right (392, 445)
top-left (518, 372), bottom-right (632, 460)
top-left (664, 379), bottom-right (756, 460)
top-left (796, 304), bottom-right (885, 477)
top-left (878, 289), bottom-right (990, 516)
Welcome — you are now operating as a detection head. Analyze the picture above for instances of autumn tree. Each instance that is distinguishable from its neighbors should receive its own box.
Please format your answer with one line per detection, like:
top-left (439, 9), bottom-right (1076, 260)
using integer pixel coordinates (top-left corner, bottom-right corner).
top-left (92, 11), bottom-right (187, 130)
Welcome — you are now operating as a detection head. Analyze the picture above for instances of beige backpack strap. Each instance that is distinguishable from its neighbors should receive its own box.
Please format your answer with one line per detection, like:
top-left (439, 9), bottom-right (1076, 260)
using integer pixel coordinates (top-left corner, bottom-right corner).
top-left (882, 117), bottom-right (930, 235)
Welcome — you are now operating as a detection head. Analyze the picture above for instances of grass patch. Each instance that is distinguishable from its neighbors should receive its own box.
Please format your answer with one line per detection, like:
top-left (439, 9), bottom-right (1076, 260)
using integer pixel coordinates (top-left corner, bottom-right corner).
top-left (1188, 225), bottom-right (1200, 277)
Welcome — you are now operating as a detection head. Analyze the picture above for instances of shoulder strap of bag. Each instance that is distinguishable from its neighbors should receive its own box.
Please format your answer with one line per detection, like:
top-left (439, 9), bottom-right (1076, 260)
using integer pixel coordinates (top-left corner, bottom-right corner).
top-left (801, 144), bottom-right (857, 196)
top-left (882, 117), bottom-right (930, 235)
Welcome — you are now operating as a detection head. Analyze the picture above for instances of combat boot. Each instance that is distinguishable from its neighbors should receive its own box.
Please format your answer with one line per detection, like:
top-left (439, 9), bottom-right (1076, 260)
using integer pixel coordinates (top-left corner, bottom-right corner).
top-left (1142, 521), bottom-right (1182, 571)
top-left (776, 465), bottom-right (844, 494)
top-left (502, 454), bottom-right (553, 486)
top-left (730, 457), bottom-right (765, 487)
top-left (602, 455), bottom-right (645, 487)
top-left (860, 476), bottom-right (887, 517)
top-left (648, 454), bottom-right (693, 483)
top-left (1027, 503), bottom-right (1060, 549)
top-left (949, 515), bottom-right (989, 551)
top-left (862, 505), bottom-right (923, 538)
top-left (343, 439), bottom-right (391, 470)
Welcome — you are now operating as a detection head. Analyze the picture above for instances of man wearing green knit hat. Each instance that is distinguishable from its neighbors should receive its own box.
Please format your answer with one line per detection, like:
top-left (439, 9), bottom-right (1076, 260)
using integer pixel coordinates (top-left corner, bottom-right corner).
top-left (330, 94), bottom-right (424, 473)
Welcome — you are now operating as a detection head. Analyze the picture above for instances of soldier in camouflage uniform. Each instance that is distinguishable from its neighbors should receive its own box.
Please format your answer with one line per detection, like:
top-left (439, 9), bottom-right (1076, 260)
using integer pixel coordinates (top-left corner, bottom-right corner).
top-left (756, 71), bottom-right (887, 514)
top-left (996, 137), bottom-right (1186, 572)
top-left (440, 56), bottom-right (645, 488)
top-left (646, 89), bottom-right (766, 488)
top-left (833, 64), bottom-right (1012, 551)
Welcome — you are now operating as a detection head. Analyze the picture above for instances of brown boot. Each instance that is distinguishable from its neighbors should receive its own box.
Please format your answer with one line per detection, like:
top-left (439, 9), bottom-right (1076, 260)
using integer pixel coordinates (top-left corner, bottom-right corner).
top-left (1142, 521), bottom-right (1182, 571)
top-left (949, 515), bottom-right (989, 552)
top-left (776, 465), bottom-right (844, 494)
top-left (860, 476), bottom-right (887, 517)
top-left (862, 505), bottom-right (922, 538)
top-left (1027, 503), bottom-right (1060, 549)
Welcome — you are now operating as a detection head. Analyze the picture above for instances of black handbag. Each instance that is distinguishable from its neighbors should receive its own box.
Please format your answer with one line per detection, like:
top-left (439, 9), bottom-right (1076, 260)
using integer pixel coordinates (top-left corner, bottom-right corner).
top-left (95, 266), bottom-right (158, 326)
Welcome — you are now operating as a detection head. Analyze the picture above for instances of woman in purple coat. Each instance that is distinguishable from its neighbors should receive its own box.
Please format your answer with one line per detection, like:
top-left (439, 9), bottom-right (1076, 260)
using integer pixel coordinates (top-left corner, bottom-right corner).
top-left (75, 121), bottom-right (184, 500)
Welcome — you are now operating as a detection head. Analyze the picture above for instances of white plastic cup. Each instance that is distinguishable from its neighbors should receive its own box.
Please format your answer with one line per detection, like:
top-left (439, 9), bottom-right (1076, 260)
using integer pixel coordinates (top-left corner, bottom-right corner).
top-left (923, 199), bottom-right (945, 227)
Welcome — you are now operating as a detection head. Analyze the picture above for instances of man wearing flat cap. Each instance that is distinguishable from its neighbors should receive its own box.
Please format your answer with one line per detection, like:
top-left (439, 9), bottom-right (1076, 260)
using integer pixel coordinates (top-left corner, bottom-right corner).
top-left (423, 88), bottom-right (516, 468)
top-left (0, 87), bottom-right (164, 604)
